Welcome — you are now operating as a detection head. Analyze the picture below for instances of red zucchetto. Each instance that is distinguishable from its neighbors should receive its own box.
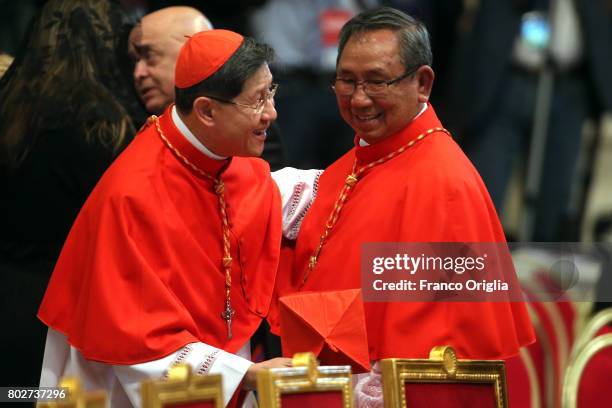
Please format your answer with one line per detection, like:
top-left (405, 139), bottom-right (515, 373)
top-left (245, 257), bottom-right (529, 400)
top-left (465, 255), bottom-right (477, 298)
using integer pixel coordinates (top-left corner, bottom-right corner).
top-left (175, 29), bottom-right (244, 89)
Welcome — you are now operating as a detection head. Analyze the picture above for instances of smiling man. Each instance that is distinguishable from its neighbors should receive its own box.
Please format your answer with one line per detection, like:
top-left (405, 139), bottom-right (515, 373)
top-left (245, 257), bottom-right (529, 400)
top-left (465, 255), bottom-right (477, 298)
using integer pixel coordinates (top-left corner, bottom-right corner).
top-left (37, 30), bottom-right (309, 407)
top-left (279, 8), bottom-right (535, 407)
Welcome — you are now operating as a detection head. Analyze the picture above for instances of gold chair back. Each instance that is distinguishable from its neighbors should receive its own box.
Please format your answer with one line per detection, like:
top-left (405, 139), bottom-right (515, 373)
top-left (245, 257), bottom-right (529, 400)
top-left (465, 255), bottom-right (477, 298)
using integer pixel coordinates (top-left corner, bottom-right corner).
top-left (569, 308), bottom-right (612, 361)
top-left (36, 377), bottom-right (106, 408)
top-left (562, 333), bottom-right (612, 408)
top-left (141, 363), bottom-right (223, 408)
top-left (257, 352), bottom-right (353, 408)
top-left (381, 346), bottom-right (508, 408)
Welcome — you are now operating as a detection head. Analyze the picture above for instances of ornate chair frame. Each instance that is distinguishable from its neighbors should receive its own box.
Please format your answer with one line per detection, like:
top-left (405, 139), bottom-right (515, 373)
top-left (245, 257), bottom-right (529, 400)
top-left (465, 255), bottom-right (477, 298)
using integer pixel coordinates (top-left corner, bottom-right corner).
top-left (381, 346), bottom-right (508, 408)
top-left (141, 363), bottom-right (223, 408)
top-left (36, 377), bottom-right (106, 408)
top-left (562, 333), bottom-right (612, 408)
top-left (569, 308), bottom-right (612, 361)
top-left (257, 352), bottom-right (353, 408)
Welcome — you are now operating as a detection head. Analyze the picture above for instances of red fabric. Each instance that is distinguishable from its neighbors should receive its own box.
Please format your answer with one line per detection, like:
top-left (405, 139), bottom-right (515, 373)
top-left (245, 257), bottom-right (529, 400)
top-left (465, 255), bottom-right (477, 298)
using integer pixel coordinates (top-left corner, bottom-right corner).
top-left (524, 294), bottom-right (563, 408)
top-left (534, 272), bottom-right (577, 346)
top-left (38, 105), bottom-right (282, 364)
top-left (280, 391), bottom-right (344, 407)
top-left (505, 353), bottom-right (533, 407)
top-left (278, 104), bottom-right (534, 361)
top-left (578, 328), bottom-right (612, 408)
top-left (164, 402), bottom-right (215, 408)
top-left (279, 289), bottom-right (371, 373)
top-left (175, 30), bottom-right (243, 88)
top-left (268, 239), bottom-right (296, 335)
top-left (404, 382), bottom-right (497, 407)
top-left (227, 386), bottom-right (246, 408)
top-left (596, 325), bottom-right (612, 336)
top-left (555, 301), bottom-right (576, 345)
top-left (524, 339), bottom-right (546, 408)
top-left (319, 9), bottom-right (352, 46)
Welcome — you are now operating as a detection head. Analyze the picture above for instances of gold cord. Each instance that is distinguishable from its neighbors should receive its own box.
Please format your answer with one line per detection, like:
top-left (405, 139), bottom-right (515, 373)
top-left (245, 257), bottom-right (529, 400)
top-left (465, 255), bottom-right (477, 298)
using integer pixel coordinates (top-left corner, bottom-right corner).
top-left (150, 115), bottom-right (236, 339)
top-left (302, 127), bottom-right (451, 285)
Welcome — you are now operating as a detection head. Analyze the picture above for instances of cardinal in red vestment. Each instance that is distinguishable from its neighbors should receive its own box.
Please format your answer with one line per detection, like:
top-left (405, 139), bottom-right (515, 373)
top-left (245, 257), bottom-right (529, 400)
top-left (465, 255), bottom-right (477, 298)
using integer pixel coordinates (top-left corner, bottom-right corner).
top-left (37, 29), bottom-right (309, 407)
top-left (272, 8), bottom-right (535, 407)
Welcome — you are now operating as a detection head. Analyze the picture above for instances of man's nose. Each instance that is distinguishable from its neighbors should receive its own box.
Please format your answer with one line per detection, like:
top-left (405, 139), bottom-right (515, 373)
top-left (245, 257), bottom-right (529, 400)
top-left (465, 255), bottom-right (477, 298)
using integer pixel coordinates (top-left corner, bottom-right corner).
top-left (133, 60), bottom-right (148, 81)
top-left (350, 85), bottom-right (374, 108)
top-left (261, 98), bottom-right (277, 122)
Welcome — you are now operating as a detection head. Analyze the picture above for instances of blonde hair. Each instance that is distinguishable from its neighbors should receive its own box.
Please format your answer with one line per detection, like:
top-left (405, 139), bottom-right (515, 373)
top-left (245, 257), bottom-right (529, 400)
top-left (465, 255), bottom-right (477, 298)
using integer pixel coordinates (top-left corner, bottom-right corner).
top-left (0, 53), bottom-right (13, 79)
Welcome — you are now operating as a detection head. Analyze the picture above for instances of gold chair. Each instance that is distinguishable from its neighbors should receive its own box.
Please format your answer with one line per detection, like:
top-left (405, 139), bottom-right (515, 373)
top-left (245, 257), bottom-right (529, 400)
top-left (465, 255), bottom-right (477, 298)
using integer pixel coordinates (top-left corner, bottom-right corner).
top-left (525, 301), bottom-right (558, 408)
top-left (505, 346), bottom-right (542, 408)
top-left (381, 346), bottom-right (508, 408)
top-left (36, 377), bottom-right (106, 408)
top-left (569, 307), bottom-right (612, 361)
top-left (257, 352), bottom-right (353, 408)
top-left (562, 333), bottom-right (612, 408)
top-left (141, 363), bottom-right (223, 408)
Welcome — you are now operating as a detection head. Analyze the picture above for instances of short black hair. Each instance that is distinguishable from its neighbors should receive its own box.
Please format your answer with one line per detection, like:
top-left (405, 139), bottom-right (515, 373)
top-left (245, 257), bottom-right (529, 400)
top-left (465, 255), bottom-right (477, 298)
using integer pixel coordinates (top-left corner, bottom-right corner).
top-left (175, 37), bottom-right (274, 114)
top-left (337, 7), bottom-right (432, 71)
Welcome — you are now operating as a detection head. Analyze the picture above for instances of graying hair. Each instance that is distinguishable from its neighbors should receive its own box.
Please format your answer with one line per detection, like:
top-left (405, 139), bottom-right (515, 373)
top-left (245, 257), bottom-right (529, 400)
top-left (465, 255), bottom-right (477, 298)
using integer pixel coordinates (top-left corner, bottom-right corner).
top-left (337, 7), bottom-right (432, 71)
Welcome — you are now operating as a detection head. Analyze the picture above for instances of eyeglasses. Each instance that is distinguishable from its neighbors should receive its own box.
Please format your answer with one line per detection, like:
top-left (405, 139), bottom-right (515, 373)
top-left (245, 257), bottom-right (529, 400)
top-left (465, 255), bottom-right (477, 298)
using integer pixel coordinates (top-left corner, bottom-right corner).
top-left (206, 83), bottom-right (278, 115)
top-left (331, 66), bottom-right (420, 97)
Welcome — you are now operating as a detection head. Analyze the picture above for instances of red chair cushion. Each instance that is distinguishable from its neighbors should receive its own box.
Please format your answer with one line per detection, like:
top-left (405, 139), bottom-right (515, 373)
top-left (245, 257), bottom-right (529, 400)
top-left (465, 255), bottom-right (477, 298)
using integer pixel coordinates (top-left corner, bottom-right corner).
top-left (404, 382), bottom-right (497, 407)
top-left (577, 327), bottom-right (612, 408)
top-left (506, 353), bottom-right (532, 407)
top-left (280, 391), bottom-right (344, 407)
top-left (163, 401), bottom-right (215, 408)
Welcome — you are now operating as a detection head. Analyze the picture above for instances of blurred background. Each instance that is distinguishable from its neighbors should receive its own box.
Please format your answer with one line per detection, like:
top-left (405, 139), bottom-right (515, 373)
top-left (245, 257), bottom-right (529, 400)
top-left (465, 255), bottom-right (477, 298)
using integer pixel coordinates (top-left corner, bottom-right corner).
top-left (2, 0), bottom-right (611, 244)
top-left (1, 2), bottom-right (611, 406)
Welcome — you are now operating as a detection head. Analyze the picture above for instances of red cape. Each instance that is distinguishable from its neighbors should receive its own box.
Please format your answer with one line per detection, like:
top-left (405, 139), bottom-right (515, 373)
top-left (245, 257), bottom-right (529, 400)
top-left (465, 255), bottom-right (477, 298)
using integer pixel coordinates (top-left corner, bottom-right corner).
top-left (39, 106), bottom-right (282, 364)
top-left (275, 104), bottom-right (534, 360)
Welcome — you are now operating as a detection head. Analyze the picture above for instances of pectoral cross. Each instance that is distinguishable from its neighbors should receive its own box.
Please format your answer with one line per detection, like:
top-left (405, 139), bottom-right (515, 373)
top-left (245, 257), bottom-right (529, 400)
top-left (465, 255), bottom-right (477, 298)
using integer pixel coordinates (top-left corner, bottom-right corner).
top-left (221, 300), bottom-right (235, 340)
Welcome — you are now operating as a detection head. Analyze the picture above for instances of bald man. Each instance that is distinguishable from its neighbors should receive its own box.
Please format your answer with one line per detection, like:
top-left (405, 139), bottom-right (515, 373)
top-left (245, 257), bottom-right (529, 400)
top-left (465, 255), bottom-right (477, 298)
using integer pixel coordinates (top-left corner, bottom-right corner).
top-left (129, 6), bottom-right (212, 115)
top-left (128, 6), bottom-right (286, 170)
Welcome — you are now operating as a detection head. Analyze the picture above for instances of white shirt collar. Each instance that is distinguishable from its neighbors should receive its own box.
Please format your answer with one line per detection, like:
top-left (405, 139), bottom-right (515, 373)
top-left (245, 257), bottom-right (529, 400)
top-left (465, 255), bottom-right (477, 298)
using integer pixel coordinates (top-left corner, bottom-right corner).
top-left (359, 102), bottom-right (428, 147)
top-left (171, 105), bottom-right (228, 160)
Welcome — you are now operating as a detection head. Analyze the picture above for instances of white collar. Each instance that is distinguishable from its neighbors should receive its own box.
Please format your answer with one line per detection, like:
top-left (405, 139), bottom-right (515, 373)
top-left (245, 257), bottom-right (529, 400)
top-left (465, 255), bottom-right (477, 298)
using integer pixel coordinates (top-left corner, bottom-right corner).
top-left (359, 103), bottom-right (428, 147)
top-left (171, 105), bottom-right (228, 161)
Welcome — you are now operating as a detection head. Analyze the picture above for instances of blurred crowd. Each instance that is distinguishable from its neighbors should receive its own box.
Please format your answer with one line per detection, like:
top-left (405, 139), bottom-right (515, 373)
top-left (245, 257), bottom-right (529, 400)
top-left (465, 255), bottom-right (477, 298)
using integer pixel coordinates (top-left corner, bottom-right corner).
top-left (3, 0), bottom-right (611, 238)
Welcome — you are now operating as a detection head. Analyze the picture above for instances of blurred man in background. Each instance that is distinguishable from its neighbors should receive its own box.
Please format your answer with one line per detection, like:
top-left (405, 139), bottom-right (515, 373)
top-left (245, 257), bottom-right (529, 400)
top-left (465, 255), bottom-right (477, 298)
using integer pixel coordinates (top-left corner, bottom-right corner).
top-left (129, 6), bottom-right (286, 170)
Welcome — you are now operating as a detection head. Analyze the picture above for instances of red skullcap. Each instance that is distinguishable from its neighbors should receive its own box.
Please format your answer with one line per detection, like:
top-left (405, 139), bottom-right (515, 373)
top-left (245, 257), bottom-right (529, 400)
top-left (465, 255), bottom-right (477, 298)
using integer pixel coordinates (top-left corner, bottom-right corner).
top-left (175, 29), bottom-right (244, 89)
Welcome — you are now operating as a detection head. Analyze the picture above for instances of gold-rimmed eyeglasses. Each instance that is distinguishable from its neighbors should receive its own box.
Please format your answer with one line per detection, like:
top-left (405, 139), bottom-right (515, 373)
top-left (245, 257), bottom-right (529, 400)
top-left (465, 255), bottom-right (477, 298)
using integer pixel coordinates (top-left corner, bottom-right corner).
top-left (331, 66), bottom-right (420, 97)
top-left (205, 83), bottom-right (278, 115)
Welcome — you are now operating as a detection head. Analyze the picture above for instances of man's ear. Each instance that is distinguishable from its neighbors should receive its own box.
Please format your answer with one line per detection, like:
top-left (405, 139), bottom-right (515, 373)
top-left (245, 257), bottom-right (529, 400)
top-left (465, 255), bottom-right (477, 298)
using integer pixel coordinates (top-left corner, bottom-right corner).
top-left (193, 96), bottom-right (215, 126)
top-left (415, 65), bottom-right (435, 103)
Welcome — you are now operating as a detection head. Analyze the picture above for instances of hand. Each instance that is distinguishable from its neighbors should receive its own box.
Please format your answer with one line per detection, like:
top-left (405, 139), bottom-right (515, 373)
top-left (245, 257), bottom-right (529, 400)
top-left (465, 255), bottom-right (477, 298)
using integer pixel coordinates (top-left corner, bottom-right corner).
top-left (243, 357), bottom-right (292, 390)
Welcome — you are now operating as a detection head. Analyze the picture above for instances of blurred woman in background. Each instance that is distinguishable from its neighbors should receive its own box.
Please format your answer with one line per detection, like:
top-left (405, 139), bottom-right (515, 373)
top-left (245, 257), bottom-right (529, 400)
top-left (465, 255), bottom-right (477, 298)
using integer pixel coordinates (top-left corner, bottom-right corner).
top-left (0, 0), bottom-right (145, 387)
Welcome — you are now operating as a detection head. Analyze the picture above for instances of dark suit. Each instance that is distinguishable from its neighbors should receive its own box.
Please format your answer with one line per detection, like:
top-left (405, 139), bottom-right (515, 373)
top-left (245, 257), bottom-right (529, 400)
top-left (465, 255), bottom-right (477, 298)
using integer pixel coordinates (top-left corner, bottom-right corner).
top-left (446, 0), bottom-right (612, 241)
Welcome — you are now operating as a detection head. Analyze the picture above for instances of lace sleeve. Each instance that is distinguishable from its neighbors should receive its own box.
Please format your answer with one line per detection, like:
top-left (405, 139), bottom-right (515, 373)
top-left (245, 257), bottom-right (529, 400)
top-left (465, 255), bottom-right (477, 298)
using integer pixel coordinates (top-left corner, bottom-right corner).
top-left (272, 167), bottom-right (323, 240)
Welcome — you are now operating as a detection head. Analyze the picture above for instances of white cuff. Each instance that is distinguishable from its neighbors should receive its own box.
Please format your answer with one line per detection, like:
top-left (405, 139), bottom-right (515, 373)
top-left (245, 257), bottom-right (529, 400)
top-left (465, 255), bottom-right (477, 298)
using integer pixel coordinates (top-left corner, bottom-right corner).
top-left (272, 167), bottom-right (322, 240)
top-left (209, 348), bottom-right (253, 406)
top-left (114, 342), bottom-right (252, 407)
